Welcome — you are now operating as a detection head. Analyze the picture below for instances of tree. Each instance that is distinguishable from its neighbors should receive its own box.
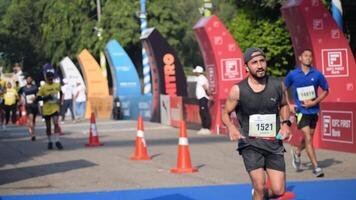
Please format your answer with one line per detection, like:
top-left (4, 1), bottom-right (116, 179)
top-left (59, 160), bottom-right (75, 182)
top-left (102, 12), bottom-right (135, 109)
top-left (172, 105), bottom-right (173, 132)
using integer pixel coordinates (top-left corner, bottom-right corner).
top-left (227, 2), bottom-right (294, 76)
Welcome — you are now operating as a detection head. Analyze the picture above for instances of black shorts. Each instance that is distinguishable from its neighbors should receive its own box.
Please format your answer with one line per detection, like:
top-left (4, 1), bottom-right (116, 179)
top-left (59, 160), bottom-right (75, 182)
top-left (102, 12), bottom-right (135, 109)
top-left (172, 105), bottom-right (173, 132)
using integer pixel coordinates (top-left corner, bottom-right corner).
top-left (26, 104), bottom-right (39, 116)
top-left (43, 112), bottom-right (59, 121)
top-left (297, 113), bottom-right (318, 129)
top-left (240, 146), bottom-right (285, 172)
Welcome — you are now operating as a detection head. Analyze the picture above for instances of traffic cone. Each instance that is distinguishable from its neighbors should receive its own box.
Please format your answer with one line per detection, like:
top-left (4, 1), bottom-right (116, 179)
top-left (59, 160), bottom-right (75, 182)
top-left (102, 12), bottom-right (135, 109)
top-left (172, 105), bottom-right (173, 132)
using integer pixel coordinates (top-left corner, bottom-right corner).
top-left (170, 121), bottom-right (198, 174)
top-left (130, 115), bottom-right (151, 160)
top-left (15, 108), bottom-right (20, 125)
top-left (265, 174), bottom-right (295, 199)
top-left (20, 104), bottom-right (27, 126)
top-left (85, 112), bottom-right (103, 147)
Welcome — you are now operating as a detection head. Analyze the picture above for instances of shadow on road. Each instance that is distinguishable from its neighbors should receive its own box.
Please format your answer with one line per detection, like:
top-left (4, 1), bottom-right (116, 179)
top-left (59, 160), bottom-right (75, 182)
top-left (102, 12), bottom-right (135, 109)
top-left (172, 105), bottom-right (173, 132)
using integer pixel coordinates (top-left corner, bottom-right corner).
top-left (0, 159), bottom-right (96, 185)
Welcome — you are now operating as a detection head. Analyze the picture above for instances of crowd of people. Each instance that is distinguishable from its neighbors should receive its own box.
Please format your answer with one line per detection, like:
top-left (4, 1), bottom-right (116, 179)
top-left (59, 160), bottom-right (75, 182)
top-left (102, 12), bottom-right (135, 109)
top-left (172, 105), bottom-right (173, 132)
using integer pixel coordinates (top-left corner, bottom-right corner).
top-left (0, 64), bottom-right (87, 150)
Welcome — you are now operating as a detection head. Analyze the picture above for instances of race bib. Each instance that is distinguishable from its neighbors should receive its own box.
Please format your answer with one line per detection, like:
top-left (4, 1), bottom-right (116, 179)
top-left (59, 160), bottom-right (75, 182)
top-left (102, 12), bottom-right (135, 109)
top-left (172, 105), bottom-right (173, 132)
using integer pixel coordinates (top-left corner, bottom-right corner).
top-left (26, 94), bottom-right (35, 104)
top-left (296, 85), bottom-right (316, 101)
top-left (249, 114), bottom-right (276, 138)
top-left (48, 93), bottom-right (60, 103)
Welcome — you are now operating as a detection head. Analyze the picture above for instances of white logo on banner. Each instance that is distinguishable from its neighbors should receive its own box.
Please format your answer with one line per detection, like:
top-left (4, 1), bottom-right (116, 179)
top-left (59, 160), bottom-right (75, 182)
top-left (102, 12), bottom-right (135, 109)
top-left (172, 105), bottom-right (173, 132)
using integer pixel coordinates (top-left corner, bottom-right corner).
top-left (331, 29), bottom-right (341, 39)
top-left (321, 110), bottom-right (353, 144)
top-left (214, 36), bottom-right (223, 45)
top-left (221, 58), bottom-right (242, 81)
top-left (313, 19), bottom-right (324, 30)
top-left (228, 44), bottom-right (236, 52)
top-left (321, 49), bottom-right (349, 77)
top-left (346, 83), bottom-right (354, 91)
top-left (207, 65), bottom-right (216, 94)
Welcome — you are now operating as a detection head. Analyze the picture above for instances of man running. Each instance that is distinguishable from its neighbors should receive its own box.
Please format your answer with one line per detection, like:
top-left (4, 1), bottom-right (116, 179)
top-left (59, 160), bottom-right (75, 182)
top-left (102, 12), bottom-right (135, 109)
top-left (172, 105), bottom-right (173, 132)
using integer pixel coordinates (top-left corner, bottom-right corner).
top-left (222, 47), bottom-right (291, 200)
top-left (37, 71), bottom-right (63, 150)
top-left (19, 75), bottom-right (39, 141)
top-left (284, 49), bottom-right (328, 177)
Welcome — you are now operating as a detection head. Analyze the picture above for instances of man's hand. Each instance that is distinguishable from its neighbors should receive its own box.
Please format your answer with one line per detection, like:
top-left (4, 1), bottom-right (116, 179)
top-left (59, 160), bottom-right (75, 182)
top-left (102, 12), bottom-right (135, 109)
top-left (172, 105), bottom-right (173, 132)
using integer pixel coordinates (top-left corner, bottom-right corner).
top-left (289, 104), bottom-right (296, 113)
top-left (302, 100), bottom-right (316, 108)
top-left (228, 125), bottom-right (245, 141)
top-left (278, 124), bottom-right (292, 141)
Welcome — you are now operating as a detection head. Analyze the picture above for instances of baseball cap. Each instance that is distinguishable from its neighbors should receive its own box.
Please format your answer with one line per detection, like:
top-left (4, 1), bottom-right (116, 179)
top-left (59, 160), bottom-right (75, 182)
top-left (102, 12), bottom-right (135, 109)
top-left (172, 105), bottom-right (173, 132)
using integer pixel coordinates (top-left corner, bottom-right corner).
top-left (244, 47), bottom-right (265, 63)
top-left (193, 65), bottom-right (204, 73)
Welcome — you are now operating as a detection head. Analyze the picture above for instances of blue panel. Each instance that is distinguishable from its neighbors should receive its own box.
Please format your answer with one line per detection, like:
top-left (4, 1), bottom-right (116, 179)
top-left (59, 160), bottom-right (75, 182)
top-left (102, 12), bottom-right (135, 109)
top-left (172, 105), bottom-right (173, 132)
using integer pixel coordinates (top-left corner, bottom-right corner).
top-left (105, 40), bottom-right (141, 97)
top-left (119, 95), bottom-right (152, 121)
top-left (3, 179), bottom-right (356, 200)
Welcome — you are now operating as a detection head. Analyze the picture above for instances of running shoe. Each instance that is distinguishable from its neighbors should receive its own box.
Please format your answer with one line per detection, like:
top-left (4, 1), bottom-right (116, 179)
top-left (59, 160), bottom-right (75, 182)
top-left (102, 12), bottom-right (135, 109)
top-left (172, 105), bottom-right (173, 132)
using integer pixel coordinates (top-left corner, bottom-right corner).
top-left (313, 167), bottom-right (324, 177)
top-left (55, 141), bottom-right (63, 150)
top-left (48, 142), bottom-right (53, 150)
top-left (291, 149), bottom-right (301, 171)
top-left (31, 136), bottom-right (36, 141)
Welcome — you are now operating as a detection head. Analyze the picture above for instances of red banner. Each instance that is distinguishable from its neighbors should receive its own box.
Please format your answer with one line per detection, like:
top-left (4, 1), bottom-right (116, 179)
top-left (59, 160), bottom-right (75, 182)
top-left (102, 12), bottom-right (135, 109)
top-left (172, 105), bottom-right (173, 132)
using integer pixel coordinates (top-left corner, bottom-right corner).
top-left (194, 15), bottom-right (247, 134)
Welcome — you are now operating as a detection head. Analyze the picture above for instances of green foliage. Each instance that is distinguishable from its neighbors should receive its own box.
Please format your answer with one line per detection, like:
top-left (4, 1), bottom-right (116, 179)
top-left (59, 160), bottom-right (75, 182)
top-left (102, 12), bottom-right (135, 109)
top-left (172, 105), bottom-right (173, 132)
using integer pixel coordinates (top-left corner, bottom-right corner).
top-left (228, 8), bottom-right (294, 76)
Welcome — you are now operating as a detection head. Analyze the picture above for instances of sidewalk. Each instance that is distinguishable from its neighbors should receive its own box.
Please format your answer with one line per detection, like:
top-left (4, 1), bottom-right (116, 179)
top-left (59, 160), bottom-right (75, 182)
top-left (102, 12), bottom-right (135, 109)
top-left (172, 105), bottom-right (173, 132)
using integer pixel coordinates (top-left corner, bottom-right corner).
top-left (1, 119), bottom-right (356, 195)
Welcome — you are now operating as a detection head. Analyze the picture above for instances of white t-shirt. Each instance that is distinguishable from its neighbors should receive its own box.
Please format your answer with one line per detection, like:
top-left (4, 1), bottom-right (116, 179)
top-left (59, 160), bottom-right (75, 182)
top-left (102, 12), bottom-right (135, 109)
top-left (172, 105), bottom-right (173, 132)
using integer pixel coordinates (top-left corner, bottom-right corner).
top-left (74, 84), bottom-right (86, 102)
top-left (61, 84), bottom-right (74, 100)
top-left (195, 74), bottom-right (209, 99)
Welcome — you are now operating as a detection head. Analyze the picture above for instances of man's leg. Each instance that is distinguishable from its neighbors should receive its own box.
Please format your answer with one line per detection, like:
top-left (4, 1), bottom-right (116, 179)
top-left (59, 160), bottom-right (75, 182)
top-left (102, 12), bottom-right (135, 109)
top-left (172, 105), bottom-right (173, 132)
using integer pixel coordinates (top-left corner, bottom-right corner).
top-left (266, 168), bottom-right (286, 198)
top-left (300, 126), bottom-right (318, 168)
top-left (45, 116), bottom-right (53, 149)
top-left (52, 114), bottom-right (63, 149)
top-left (68, 100), bottom-right (75, 120)
top-left (249, 168), bottom-right (266, 200)
top-left (28, 113), bottom-right (34, 137)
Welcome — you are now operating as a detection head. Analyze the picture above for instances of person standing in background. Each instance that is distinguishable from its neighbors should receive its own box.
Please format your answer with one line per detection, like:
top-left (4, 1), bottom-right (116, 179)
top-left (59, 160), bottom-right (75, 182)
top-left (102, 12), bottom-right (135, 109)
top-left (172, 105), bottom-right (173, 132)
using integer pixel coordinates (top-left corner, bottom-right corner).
top-left (74, 81), bottom-right (86, 122)
top-left (3, 82), bottom-right (19, 131)
top-left (193, 65), bottom-right (212, 135)
top-left (60, 79), bottom-right (75, 123)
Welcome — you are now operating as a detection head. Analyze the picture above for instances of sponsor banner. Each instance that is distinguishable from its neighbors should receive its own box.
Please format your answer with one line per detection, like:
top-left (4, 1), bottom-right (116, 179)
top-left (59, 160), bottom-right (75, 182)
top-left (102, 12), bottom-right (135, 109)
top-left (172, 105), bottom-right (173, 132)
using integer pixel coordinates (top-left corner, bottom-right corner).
top-left (160, 95), bottom-right (171, 126)
top-left (59, 57), bottom-right (86, 91)
top-left (105, 40), bottom-right (141, 97)
top-left (194, 15), bottom-right (247, 134)
top-left (317, 102), bottom-right (356, 153)
top-left (281, 0), bottom-right (356, 102)
top-left (140, 28), bottom-right (187, 97)
top-left (170, 96), bottom-right (183, 128)
top-left (77, 49), bottom-right (111, 119)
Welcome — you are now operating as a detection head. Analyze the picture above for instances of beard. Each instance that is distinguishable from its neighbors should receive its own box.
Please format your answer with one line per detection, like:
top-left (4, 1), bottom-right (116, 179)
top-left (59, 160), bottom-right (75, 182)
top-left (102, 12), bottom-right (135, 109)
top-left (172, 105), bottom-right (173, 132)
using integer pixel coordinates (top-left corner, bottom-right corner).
top-left (250, 69), bottom-right (266, 81)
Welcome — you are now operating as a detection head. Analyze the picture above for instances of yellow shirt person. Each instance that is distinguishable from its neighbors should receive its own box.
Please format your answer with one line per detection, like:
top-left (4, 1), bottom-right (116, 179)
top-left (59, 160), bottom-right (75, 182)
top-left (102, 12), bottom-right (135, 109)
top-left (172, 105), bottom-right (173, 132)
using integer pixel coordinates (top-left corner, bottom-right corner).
top-left (4, 83), bottom-right (18, 106)
top-left (37, 82), bottom-right (61, 116)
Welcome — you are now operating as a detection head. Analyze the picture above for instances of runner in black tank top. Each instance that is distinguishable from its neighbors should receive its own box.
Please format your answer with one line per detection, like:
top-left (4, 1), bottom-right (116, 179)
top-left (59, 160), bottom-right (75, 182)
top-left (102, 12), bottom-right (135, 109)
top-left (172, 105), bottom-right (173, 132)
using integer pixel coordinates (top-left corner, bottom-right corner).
top-left (222, 47), bottom-right (292, 200)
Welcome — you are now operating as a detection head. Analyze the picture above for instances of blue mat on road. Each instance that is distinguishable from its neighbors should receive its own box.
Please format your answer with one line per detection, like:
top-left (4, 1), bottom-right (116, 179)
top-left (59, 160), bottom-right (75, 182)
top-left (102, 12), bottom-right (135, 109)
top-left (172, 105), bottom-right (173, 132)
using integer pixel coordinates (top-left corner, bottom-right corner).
top-left (2, 179), bottom-right (355, 200)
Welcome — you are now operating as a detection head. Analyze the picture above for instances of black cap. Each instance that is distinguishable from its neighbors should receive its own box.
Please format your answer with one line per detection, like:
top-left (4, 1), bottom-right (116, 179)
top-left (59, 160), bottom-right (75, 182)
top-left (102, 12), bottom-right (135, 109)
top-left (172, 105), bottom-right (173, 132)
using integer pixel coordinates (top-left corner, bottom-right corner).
top-left (244, 47), bottom-right (265, 64)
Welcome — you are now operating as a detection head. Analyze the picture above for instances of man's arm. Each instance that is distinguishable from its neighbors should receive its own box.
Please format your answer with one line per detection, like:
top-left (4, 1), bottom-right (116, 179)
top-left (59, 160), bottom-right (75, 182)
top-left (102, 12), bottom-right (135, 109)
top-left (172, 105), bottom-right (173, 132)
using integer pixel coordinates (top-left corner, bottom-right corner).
top-left (222, 85), bottom-right (244, 141)
top-left (279, 83), bottom-right (291, 140)
top-left (302, 90), bottom-right (329, 108)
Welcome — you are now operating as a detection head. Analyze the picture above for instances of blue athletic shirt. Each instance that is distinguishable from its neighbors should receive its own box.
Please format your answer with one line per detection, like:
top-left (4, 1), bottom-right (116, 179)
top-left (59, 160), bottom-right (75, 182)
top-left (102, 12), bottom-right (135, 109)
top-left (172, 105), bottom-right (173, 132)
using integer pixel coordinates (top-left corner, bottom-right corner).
top-left (284, 66), bottom-right (329, 114)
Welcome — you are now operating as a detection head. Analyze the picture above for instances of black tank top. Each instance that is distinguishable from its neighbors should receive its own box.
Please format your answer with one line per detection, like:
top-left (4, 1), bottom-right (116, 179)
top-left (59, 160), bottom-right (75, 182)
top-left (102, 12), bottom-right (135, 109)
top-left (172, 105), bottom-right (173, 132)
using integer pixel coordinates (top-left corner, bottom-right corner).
top-left (235, 76), bottom-right (284, 153)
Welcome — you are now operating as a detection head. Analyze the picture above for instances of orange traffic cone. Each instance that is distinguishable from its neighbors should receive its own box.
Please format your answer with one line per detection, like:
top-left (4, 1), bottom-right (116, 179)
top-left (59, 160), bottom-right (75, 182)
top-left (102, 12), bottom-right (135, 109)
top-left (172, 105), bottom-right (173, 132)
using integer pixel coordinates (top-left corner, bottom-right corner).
top-left (15, 108), bottom-right (20, 125)
top-left (170, 121), bottom-right (198, 174)
top-left (20, 104), bottom-right (27, 126)
top-left (130, 116), bottom-right (151, 160)
top-left (265, 174), bottom-right (295, 199)
top-left (85, 112), bottom-right (103, 147)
